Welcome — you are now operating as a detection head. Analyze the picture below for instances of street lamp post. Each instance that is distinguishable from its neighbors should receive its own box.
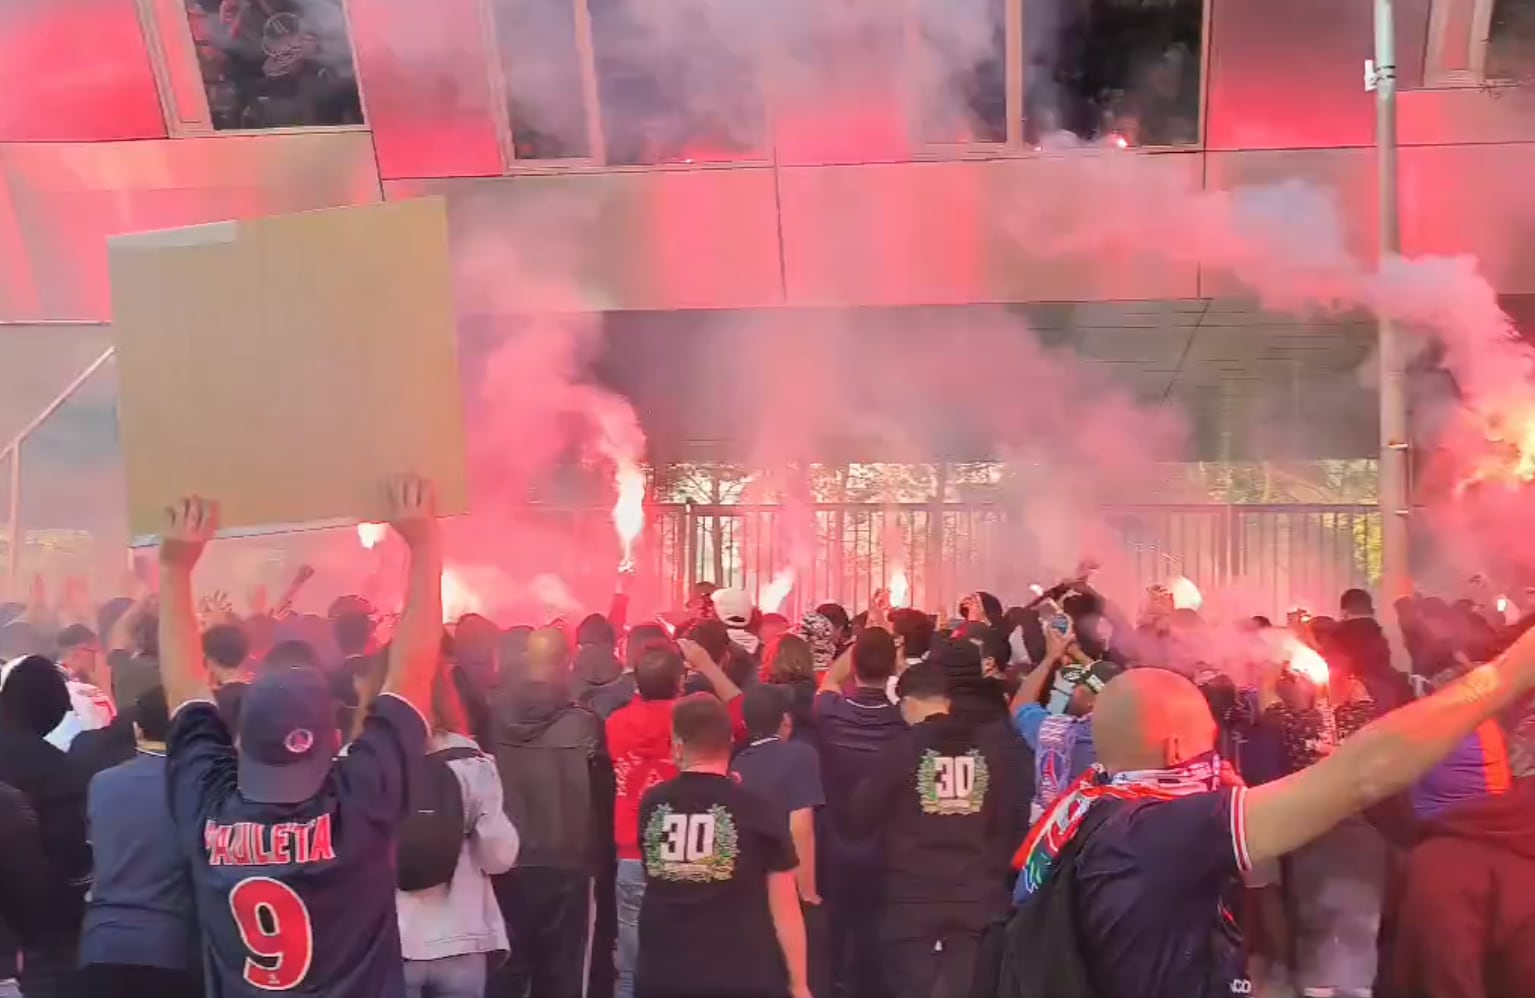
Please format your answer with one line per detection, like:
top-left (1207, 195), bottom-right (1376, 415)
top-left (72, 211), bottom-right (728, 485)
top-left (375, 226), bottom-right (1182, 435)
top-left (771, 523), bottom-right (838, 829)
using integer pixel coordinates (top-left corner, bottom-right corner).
top-left (1371, 0), bottom-right (1411, 608)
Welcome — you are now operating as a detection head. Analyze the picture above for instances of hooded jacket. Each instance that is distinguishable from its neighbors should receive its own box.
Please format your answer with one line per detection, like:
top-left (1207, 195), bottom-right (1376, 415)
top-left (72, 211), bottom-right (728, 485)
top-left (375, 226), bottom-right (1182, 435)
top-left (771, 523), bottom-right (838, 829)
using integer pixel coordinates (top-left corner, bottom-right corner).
top-left (1389, 777), bottom-right (1535, 998)
top-left (488, 681), bottom-right (611, 873)
top-left (571, 645), bottom-right (635, 720)
top-left (396, 732), bottom-right (519, 963)
top-left (1330, 617), bottom-right (1409, 709)
top-left (0, 658), bottom-right (90, 937)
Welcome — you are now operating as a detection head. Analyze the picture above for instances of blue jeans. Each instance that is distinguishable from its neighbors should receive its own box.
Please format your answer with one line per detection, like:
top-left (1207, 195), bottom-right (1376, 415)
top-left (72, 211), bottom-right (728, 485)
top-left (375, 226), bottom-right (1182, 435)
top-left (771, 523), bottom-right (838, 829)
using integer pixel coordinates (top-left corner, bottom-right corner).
top-left (615, 859), bottom-right (646, 998)
top-left (405, 953), bottom-right (487, 998)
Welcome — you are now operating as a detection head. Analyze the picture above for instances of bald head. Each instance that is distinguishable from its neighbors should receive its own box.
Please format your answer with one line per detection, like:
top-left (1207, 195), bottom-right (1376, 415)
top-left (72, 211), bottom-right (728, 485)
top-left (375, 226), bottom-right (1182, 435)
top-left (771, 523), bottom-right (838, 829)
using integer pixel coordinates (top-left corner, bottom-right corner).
top-left (525, 627), bottom-right (570, 680)
top-left (1092, 668), bottom-right (1218, 774)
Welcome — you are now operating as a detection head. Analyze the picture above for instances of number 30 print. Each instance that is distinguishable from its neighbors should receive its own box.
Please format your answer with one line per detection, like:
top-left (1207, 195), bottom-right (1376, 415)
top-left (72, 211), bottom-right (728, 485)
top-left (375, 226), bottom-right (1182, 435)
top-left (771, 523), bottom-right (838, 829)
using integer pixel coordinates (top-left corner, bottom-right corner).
top-left (229, 877), bottom-right (314, 991)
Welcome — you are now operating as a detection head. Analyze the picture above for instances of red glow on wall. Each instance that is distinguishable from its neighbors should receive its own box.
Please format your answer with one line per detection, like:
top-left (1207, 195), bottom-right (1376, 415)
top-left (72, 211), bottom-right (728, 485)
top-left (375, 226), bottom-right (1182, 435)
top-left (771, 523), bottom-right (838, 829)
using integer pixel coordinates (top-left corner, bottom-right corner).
top-left (1202, 0), bottom-right (1434, 151)
top-left (0, 0), bottom-right (166, 142)
top-left (775, 94), bottom-right (913, 165)
top-left (345, 0), bottom-right (504, 179)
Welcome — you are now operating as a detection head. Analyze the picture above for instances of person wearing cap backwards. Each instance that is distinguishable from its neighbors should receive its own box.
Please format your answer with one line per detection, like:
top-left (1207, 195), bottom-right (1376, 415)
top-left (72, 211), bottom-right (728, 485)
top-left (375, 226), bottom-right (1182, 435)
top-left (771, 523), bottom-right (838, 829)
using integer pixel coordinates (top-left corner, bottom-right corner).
top-left (711, 588), bottom-right (761, 657)
top-left (157, 477), bottom-right (441, 998)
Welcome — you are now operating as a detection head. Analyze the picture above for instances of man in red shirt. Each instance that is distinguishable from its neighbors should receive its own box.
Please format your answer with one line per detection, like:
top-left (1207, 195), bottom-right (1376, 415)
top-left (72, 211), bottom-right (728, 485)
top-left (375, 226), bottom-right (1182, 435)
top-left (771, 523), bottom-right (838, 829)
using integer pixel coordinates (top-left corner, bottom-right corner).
top-left (608, 638), bottom-right (740, 998)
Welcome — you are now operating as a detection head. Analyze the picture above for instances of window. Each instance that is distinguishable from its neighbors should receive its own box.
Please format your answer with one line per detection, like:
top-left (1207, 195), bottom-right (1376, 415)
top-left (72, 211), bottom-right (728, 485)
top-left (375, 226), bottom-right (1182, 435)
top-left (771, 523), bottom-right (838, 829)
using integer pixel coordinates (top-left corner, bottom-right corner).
top-left (1023, 0), bottom-right (1204, 146)
top-left (492, 0), bottom-right (596, 159)
top-left (1487, 0), bottom-right (1535, 81)
top-left (915, 0), bottom-right (1010, 144)
top-left (493, 0), bottom-right (1207, 156)
top-left (1426, 0), bottom-right (1535, 86)
top-left (584, 0), bottom-right (767, 165)
top-left (179, 0), bottom-right (364, 130)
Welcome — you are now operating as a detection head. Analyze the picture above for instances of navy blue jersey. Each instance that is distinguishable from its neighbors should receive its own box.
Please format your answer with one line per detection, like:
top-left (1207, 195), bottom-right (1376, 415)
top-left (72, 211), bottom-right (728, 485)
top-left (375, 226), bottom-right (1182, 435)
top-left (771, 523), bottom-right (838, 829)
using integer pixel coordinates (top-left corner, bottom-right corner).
top-left (1074, 787), bottom-right (1253, 998)
top-left (166, 693), bottom-right (427, 997)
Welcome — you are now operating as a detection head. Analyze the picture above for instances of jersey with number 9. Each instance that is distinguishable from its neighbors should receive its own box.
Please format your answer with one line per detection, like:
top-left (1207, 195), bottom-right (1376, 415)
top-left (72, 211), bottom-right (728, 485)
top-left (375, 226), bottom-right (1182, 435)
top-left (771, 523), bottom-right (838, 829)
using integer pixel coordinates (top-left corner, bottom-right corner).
top-left (166, 694), bottom-right (428, 996)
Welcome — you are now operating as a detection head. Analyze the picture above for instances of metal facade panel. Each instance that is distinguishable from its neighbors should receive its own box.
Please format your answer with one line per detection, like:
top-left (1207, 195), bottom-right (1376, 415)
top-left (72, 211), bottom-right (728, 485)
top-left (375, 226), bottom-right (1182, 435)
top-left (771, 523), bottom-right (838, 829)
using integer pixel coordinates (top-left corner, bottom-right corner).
top-left (0, 132), bottom-right (383, 320)
top-left (777, 155), bottom-right (1204, 307)
top-left (1200, 148), bottom-right (1377, 300)
top-left (0, 0), bottom-right (166, 142)
top-left (1400, 143), bottom-right (1535, 295)
top-left (386, 167), bottom-right (784, 312)
top-left (346, 0), bottom-right (507, 178)
top-left (1398, 87), bottom-right (1535, 146)
top-left (0, 177), bottom-right (41, 319)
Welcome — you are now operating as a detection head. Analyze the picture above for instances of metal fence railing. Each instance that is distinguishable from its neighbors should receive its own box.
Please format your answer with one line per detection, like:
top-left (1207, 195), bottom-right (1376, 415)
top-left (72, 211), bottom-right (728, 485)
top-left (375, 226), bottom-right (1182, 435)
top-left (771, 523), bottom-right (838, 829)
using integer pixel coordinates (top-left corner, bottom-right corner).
top-left (644, 502), bottom-right (1381, 621)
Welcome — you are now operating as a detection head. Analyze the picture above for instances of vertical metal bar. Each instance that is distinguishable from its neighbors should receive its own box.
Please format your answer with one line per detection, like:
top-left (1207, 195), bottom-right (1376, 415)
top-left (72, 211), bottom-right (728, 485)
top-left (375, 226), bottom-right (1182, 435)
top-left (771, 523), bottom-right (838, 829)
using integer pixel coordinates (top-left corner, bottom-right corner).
top-left (6, 447), bottom-right (19, 599)
top-left (688, 509), bottom-right (697, 599)
top-left (478, 0), bottom-right (520, 168)
top-left (572, 0), bottom-right (608, 163)
top-left (833, 507), bottom-right (846, 608)
top-left (1375, 0), bottom-right (1411, 611)
top-left (927, 465), bottom-right (945, 613)
top-left (753, 510), bottom-right (762, 605)
top-left (1197, 0), bottom-right (1214, 146)
top-left (1005, 0), bottom-right (1024, 146)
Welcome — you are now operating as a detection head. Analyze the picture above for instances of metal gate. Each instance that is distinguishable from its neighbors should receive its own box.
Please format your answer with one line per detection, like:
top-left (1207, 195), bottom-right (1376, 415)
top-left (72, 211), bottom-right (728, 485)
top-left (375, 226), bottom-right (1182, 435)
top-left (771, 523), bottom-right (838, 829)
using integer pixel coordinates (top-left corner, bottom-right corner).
top-left (649, 502), bottom-right (1380, 621)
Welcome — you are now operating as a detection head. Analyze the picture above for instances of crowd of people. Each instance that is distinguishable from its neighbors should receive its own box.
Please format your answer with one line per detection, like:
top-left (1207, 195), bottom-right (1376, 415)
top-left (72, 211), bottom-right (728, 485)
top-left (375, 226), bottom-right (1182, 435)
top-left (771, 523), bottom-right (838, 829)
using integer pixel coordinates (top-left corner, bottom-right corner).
top-left (1, 481), bottom-right (1534, 998)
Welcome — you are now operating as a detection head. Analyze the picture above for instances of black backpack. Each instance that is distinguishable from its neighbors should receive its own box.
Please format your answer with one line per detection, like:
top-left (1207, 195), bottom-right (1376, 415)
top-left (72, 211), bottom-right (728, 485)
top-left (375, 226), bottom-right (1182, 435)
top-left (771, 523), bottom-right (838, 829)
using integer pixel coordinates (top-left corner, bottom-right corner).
top-left (971, 802), bottom-right (1117, 998)
top-left (397, 747), bottom-right (481, 892)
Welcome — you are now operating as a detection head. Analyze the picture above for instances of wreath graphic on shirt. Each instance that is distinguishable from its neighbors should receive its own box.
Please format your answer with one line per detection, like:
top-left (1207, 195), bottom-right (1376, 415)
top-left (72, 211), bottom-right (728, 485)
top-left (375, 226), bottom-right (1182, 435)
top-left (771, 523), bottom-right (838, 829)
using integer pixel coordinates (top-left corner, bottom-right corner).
top-left (917, 748), bottom-right (989, 815)
top-left (644, 803), bottom-right (738, 882)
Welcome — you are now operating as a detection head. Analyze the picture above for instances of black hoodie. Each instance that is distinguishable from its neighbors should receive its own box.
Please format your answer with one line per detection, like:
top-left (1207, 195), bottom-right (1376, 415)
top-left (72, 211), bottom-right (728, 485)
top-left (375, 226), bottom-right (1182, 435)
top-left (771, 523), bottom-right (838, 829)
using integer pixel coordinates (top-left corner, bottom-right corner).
top-left (489, 680), bottom-right (613, 873)
top-left (0, 656), bottom-right (90, 937)
top-left (1330, 617), bottom-right (1410, 709)
top-left (571, 645), bottom-right (635, 719)
top-left (846, 710), bottom-right (1025, 930)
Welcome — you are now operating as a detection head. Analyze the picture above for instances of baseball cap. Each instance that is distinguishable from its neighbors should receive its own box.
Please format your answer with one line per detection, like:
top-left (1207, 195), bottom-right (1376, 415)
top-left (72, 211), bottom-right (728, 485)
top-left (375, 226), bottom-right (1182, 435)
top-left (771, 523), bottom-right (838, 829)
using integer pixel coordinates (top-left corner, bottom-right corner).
top-left (237, 669), bottom-right (338, 804)
top-left (711, 588), bottom-right (755, 629)
top-left (931, 637), bottom-right (983, 681)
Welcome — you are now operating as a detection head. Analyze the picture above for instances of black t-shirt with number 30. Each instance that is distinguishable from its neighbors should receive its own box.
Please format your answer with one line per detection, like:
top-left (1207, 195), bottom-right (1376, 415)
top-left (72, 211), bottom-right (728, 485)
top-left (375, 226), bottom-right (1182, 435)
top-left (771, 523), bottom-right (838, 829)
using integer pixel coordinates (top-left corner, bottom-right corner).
top-left (636, 771), bottom-right (797, 998)
top-left (165, 694), bottom-right (428, 997)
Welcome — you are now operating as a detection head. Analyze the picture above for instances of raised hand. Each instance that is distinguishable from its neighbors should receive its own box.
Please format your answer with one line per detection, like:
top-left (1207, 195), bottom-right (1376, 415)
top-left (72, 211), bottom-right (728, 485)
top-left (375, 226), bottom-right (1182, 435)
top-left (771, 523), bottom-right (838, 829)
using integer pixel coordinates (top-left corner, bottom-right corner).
top-left (677, 638), bottom-right (711, 672)
top-left (160, 497), bottom-right (219, 571)
top-left (1043, 613), bottom-right (1073, 662)
top-left (869, 587), bottom-right (891, 628)
top-left (385, 474), bottom-right (438, 549)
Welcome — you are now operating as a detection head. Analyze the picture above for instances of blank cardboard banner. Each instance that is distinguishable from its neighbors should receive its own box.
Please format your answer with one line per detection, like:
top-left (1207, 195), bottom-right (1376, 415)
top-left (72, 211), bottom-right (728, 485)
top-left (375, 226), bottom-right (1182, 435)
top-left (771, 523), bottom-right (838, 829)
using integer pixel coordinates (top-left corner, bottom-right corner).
top-left (110, 198), bottom-right (468, 545)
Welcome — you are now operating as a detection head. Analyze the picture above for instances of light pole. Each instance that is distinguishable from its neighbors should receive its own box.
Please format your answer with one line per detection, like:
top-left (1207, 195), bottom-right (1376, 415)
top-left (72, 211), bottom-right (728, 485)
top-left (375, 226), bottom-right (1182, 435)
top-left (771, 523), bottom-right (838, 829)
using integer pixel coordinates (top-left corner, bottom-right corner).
top-left (1371, 0), bottom-right (1411, 608)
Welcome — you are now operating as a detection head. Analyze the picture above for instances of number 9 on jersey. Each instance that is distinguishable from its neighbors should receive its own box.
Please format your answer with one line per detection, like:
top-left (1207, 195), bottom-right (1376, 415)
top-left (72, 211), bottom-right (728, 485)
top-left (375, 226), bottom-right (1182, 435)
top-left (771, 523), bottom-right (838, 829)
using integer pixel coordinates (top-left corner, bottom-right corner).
top-left (230, 876), bottom-right (315, 991)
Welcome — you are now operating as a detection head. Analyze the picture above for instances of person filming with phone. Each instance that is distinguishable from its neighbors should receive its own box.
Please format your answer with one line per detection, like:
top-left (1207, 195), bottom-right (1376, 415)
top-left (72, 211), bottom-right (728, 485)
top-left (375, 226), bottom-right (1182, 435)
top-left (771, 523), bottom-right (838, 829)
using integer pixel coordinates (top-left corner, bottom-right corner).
top-left (1009, 601), bottom-right (1124, 822)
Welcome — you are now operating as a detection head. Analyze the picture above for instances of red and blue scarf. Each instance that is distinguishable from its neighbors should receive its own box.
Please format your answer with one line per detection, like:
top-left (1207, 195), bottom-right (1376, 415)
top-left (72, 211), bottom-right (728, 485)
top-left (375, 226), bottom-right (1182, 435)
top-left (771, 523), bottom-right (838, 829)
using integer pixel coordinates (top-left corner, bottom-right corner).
top-left (1013, 753), bottom-right (1228, 901)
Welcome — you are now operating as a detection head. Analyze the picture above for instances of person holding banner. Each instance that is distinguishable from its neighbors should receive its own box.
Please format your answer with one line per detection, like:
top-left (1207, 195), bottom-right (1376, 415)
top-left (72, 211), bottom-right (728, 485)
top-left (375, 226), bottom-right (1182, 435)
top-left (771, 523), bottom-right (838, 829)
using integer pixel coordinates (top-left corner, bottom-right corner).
top-left (156, 476), bottom-right (441, 998)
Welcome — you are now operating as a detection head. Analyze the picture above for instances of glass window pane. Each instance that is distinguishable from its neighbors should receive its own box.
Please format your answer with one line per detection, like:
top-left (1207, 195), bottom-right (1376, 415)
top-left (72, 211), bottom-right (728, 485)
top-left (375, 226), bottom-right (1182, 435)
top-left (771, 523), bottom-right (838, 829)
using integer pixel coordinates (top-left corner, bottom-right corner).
top-left (587, 0), bottom-right (765, 165)
top-left (1024, 0), bottom-right (1203, 147)
top-left (1488, 0), bottom-right (1535, 81)
top-left (916, 0), bottom-right (1008, 143)
top-left (183, 0), bottom-right (364, 130)
top-left (491, 0), bottom-right (592, 159)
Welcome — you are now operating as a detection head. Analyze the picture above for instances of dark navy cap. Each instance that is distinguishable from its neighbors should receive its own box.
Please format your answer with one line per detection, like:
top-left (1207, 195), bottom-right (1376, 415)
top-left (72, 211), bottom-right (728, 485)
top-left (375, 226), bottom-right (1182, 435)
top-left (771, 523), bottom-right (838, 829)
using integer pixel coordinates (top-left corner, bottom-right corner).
top-left (237, 668), bottom-right (338, 804)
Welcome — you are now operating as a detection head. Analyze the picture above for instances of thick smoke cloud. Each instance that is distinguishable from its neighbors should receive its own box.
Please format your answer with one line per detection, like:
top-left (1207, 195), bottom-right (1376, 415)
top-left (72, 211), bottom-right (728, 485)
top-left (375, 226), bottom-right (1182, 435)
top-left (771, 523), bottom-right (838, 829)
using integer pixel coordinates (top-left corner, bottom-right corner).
top-left (8, 0), bottom-right (1535, 623)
